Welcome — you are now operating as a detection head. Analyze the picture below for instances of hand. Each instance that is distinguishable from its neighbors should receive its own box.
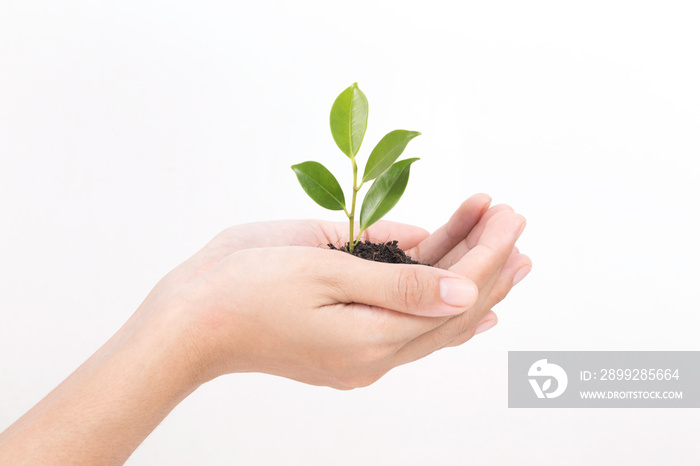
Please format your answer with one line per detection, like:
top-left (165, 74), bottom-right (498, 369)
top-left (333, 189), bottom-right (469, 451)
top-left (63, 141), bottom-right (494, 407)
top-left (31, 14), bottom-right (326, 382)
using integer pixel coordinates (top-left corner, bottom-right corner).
top-left (0, 194), bottom-right (530, 465)
top-left (399, 195), bottom-right (532, 356)
top-left (143, 194), bottom-right (529, 323)
top-left (141, 194), bottom-right (530, 389)
top-left (175, 246), bottom-right (483, 389)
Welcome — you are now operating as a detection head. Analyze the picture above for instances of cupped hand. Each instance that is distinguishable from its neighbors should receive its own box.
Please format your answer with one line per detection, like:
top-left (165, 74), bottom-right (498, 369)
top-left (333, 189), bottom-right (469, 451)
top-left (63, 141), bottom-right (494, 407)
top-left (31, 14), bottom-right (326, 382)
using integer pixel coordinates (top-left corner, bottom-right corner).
top-left (154, 193), bottom-right (524, 286)
top-left (178, 246), bottom-right (483, 389)
top-left (138, 194), bottom-right (530, 389)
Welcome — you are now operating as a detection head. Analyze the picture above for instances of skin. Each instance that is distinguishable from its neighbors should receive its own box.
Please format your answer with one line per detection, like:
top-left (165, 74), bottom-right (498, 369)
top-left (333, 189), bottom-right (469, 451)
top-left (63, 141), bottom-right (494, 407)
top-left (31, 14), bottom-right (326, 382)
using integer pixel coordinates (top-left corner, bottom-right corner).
top-left (0, 193), bottom-right (531, 465)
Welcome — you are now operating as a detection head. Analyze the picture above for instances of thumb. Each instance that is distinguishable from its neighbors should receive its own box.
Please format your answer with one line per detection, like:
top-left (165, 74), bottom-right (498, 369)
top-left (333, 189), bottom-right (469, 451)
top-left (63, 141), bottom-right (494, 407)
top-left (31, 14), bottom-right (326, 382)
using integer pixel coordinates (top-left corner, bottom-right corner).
top-left (326, 254), bottom-right (478, 317)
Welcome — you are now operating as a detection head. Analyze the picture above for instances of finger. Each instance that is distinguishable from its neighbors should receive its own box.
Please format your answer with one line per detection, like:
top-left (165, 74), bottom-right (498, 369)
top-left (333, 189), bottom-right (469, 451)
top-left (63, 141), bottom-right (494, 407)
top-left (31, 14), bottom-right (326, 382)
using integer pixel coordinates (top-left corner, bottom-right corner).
top-left (477, 250), bottom-right (531, 308)
top-left (432, 212), bottom-right (525, 329)
top-left (474, 310), bottom-right (499, 335)
top-left (443, 310), bottom-right (498, 347)
top-left (439, 249), bottom-right (530, 349)
top-left (362, 220), bottom-right (430, 251)
top-left (390, 211), bottom-right (526, 365)
top-left (406, 193), bottom-right (492, 265)
top-left (321, 220), bottom-right (430, 252)
top-left (448, 211), bottom-right (526, 283)
top-left (434, 203), bottom-right (515, 269)
top-left (318, 251), bottom-right (479, 318)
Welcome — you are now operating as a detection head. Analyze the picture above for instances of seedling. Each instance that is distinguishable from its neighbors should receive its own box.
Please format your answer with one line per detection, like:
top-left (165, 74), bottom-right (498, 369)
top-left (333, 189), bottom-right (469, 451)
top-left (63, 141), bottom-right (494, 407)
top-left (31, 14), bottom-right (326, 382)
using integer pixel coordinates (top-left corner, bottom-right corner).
top-left (291, 83), bottom-right (420, 252)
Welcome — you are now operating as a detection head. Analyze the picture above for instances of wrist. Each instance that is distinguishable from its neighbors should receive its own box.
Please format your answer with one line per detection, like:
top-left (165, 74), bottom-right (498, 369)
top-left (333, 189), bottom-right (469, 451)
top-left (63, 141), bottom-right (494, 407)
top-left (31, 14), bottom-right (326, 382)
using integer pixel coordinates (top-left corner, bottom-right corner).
top-left (128, 299), bottom-right (209, 392)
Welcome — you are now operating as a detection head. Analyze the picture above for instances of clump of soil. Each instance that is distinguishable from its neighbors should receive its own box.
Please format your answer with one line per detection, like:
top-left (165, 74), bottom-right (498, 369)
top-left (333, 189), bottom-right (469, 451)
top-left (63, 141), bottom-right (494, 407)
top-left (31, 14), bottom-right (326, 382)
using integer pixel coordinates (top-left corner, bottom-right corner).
top-left (328, 240), bottom-right (428, 265)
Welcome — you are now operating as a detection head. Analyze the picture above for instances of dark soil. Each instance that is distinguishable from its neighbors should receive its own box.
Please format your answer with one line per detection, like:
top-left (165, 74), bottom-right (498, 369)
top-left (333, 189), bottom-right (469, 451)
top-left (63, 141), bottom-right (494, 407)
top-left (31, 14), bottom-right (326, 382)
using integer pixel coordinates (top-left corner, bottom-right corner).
top-left (328, 240), bottom-right (428, 265)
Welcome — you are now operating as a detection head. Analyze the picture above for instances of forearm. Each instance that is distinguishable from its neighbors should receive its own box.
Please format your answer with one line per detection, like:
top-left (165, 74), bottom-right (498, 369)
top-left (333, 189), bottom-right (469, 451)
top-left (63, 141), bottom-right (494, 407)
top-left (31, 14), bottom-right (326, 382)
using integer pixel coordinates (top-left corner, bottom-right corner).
top-left (0, 304), bottom-right (200, 465)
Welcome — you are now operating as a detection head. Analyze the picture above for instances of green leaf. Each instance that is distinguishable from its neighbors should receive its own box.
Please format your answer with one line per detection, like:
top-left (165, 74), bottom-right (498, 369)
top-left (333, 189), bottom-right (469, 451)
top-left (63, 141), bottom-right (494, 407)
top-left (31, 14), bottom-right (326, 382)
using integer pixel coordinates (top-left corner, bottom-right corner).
top-left (359, 158), bottom-right (419, 230)
top-left (362, 130), bottom-right (420, 182)
top-left (329, 83), bottom-right (368, 158)
top-left (291, 161), bottom-right (346, 211)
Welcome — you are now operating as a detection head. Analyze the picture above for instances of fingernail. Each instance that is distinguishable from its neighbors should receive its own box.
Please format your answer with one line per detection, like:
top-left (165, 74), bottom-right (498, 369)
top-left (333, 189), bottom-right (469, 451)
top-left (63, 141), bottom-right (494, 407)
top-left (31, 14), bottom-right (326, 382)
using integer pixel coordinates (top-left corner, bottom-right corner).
top-left (474, 319), bottom-right (497, 335)
top-left (439, 278), bottom-right (477, 308)
top-left (513, 266), bottom-right (531, 286)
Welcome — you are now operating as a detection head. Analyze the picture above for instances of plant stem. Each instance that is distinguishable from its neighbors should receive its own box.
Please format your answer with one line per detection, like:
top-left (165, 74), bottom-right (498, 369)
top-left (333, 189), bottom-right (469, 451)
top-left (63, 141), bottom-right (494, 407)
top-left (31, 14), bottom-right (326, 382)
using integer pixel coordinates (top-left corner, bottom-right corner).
top-left (348, 157), bottom-right (359, 252)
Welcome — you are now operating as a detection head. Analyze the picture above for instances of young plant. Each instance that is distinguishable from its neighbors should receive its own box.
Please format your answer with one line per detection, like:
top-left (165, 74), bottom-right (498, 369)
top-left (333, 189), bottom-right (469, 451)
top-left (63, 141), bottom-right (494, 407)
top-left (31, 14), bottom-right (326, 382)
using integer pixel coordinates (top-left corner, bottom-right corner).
top-left (291, 83), bottom-right (420, 252)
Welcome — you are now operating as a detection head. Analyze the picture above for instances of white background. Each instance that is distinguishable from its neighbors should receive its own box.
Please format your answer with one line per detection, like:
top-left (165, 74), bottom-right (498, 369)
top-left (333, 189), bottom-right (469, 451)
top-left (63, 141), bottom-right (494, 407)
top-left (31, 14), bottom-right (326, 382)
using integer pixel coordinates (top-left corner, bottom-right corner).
top-left (1, 1), bottom-right (699, 464)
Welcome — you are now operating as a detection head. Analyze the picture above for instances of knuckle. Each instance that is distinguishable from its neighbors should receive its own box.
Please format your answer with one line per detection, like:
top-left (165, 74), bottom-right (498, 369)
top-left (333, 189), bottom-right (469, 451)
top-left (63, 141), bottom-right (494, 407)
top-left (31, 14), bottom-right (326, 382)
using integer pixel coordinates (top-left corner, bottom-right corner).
top-left (456, 311), bottom-right (479, 336)
top-left (428, 323), bottom-right (456, 350)
top-left (313, 271), bottom-right (345, 298)
top-left (489, 283), bottom-right (510, 307)
top-left (452, 332), bottom-right (475, 347)
top-left (393, 268), bottom-right (425, 309)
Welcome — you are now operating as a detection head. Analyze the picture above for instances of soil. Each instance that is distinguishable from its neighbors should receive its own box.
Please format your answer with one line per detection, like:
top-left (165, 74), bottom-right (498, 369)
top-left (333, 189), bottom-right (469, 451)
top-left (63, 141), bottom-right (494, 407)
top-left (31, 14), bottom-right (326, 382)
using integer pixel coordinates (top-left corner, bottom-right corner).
top-left (328, 240), bottom-right (428, 265)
